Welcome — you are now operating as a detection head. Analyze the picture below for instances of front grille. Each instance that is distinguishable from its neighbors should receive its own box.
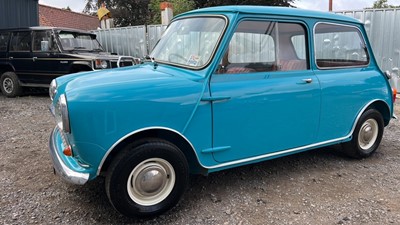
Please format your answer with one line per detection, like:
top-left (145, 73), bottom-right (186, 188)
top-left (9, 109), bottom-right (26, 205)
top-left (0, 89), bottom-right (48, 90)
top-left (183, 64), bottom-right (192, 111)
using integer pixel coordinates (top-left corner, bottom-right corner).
top-left (57, 126), bottom-right (69, 148)
top-left (110, 60), bottom-right (134, 68)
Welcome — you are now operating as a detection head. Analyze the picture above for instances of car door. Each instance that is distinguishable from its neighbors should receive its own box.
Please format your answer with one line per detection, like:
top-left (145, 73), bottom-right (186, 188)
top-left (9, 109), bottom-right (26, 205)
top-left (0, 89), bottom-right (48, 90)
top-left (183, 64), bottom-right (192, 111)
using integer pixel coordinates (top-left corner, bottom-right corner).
top-left (0, 32), bottom-right (10, 68)
top-left (8, 31), bottom-right (34, 83)
top-left (31, 30), bottom-right (61, 84)
top-left (209, 20), bottom-right (321, 163)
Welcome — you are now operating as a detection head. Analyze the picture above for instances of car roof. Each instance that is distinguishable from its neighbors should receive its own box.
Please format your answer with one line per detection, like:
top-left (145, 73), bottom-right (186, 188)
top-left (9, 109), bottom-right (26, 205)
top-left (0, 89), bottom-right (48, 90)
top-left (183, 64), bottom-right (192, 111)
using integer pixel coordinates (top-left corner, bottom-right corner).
top-left (178, 6), bottom-right (362, 24)
top-left (0, 26), bottom-right (94, 35)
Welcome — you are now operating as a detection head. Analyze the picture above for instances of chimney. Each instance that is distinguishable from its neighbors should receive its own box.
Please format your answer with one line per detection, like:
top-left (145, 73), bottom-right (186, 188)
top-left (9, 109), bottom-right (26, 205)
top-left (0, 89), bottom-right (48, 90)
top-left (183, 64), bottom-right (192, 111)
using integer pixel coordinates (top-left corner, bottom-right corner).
top-left (160, 2), bottom-right (173, 25)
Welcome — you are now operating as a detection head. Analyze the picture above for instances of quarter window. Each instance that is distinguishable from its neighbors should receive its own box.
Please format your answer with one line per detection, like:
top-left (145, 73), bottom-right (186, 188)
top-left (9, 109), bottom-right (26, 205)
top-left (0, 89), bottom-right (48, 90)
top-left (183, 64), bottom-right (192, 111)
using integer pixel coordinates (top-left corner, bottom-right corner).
top-left (10, 32), bottom-right (31, 52)
top-left (314, 23), bottom-right (369, 68)
top-left (218, 21), bottom-right (308, 74)
top-left (0, 32), bottom-right (9, 52)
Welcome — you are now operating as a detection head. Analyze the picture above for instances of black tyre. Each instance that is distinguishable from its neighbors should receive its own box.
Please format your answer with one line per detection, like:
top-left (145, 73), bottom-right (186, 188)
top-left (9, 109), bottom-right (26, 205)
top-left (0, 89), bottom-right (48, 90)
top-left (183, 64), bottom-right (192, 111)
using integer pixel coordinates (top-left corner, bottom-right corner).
top-left (105, 139), bottom-right (189, 218)
top-left (0, 72), bottom-right (22, 97)
top-left (342, 109), bottom-right (384, 159)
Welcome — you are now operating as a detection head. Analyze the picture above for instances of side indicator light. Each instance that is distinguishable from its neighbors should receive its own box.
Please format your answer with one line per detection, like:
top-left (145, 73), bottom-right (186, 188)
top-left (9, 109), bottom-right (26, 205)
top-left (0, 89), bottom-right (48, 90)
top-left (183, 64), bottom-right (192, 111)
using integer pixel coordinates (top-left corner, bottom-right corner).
top-left (393, 88), bottom-right (397, 103)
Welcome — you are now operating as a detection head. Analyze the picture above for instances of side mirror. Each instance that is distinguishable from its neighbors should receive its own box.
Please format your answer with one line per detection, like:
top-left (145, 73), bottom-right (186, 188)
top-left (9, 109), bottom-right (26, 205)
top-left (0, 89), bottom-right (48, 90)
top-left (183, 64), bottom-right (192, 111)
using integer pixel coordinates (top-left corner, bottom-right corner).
top-left (384, 70), bottom-right (392, 79)
top-left (41, 41), bottom-right (49, 52)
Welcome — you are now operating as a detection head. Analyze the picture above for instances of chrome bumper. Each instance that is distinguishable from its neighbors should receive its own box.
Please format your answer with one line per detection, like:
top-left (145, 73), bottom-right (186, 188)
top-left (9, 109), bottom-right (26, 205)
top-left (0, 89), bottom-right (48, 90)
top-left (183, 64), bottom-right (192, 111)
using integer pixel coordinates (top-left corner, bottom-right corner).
top-left (49, 127), bottom-right (89, 185)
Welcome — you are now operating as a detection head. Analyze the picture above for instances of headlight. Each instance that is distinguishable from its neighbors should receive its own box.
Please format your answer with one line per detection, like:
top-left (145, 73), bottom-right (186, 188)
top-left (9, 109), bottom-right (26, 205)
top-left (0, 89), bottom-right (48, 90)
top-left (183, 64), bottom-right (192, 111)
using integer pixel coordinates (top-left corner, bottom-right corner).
top-left (55, 94), bottom-right (71, 133)
top-left (95, 59), bottom-right (108, 69)
top-left (49, 79), bottom-right (57, 101)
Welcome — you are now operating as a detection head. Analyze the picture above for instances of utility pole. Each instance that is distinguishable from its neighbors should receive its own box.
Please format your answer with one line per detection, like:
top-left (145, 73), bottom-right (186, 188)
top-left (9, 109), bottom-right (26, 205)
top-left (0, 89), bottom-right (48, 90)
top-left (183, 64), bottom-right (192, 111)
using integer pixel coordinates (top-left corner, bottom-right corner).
top-left (329, 0), bottom-right (333, 11)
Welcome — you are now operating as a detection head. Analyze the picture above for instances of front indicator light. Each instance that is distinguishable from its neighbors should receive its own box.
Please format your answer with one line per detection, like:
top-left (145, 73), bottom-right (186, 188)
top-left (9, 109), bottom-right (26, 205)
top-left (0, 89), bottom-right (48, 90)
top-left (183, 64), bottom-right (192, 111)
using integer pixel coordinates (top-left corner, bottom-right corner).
top-left (393, 88), bottom-right (397, 103)
top-left (63, 145), bottom-right (73, 156)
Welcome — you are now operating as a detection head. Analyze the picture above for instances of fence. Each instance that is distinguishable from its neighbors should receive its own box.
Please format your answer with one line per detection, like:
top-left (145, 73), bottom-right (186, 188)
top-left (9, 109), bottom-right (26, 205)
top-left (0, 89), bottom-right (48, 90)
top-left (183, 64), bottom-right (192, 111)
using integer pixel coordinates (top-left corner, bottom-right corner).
top-left (92, 25), bottom-right (167, 58)
top-left (92, 9), bottom-right (400, 89)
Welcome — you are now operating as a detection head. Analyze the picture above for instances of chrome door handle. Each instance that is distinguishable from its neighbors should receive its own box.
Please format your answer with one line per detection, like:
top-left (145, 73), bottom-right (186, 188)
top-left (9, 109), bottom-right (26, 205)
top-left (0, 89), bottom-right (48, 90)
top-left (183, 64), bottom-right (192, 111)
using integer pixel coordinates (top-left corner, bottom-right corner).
top-left (33, 57), bottom-right (38, 61)
top-left (201, 96), bottom-right (231, 102)
top-left (9, 57), bottom-right (13, 60)
top-left (302, 78), bottom-right (313, 83)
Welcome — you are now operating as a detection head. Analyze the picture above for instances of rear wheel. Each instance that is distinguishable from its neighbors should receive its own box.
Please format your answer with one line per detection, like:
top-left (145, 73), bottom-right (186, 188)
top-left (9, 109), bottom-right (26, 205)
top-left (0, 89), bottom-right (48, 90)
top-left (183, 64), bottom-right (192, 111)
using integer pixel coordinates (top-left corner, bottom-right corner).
top-left (342, 109), bottom-right (384, 158)
top-left (0, 72), bottom-right (22, 97)
top-left (105, 139), bottom-right (189, 218)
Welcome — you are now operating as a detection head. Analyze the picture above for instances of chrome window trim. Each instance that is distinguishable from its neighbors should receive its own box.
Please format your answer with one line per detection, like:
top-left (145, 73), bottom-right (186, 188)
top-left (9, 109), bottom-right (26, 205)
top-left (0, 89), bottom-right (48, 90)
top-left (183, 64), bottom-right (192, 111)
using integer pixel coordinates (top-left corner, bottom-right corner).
top-left (223, 18), bottom-right (311, 71)
top-left (313, 22), bottom-right (370, 70)
top-left (150, 15), bottom-right (229, 71)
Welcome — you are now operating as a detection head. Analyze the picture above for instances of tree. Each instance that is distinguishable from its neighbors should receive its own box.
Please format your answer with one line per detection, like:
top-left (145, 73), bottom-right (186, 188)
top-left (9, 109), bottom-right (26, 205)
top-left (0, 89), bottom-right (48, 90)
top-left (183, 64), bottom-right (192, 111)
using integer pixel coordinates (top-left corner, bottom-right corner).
top-left (148, 0), bottom-right (196, 24)
top-left (84, 0), bottom-right (151, 26)
top-left (62, 6), bottom-right (72, 11)
top-left (84, 0), bottom-right (294, 26)
top-left (370, 0), bottom-right (400, 8)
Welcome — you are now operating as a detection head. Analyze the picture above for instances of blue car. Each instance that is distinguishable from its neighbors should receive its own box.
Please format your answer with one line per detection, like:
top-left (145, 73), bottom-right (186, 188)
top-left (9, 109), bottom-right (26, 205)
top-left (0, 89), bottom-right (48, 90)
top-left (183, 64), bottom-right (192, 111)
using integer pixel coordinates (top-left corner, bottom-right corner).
top-left (48, 6), bottom-right (396, 217)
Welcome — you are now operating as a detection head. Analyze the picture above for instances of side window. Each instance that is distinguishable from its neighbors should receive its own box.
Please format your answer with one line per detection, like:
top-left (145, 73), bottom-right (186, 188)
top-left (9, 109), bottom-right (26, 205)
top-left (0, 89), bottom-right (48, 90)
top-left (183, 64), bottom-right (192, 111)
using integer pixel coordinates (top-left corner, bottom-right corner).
top-left (291, 35), bottom-right (306, 60)
top-left (33, 31), bottom-right (53, 52)
top-left (314, 23), bottom-right (369, 68)
top-left (0, 32), bottom-right (9, 52)
top-left (218, 21), bottom-right (308, 74)
top-left (10, 32), bottom-right (31, 52)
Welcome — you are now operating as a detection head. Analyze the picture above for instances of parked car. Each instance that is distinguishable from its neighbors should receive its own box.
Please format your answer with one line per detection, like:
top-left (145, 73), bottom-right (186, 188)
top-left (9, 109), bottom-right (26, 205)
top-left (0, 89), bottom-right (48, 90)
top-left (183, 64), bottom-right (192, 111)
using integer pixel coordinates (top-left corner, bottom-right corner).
top-left (48, 6), bottom-right (396, 218)
top-left (0, 26), bottom-right (137, 97)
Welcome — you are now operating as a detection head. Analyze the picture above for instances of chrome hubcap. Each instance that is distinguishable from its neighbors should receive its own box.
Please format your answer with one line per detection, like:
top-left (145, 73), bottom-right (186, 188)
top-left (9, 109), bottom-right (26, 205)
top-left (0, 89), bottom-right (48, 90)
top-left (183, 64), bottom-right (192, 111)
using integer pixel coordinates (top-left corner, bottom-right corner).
top-left (136, 166), bottom-right (166, 196)
top-left (127, 158), bottom-right (175, 206)
top-left (3, 77), bottom-right (13, 94)
top-left (358, 118), bottom-right (378, 150)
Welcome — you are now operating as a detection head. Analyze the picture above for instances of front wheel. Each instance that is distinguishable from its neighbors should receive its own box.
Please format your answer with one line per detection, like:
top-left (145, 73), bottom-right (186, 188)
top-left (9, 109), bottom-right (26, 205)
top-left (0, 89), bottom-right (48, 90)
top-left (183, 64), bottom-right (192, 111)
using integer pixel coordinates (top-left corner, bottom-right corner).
top-left (342, 109), bottom-right (384, 159)
top-left (105, 139), bottom-right (189, 218)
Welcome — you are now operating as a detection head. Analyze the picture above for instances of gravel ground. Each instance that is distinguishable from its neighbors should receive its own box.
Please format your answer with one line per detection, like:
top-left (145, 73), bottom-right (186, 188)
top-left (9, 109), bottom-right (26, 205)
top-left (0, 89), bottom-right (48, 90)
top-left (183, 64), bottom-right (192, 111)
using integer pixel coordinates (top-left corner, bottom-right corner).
top-left (1, 93), bottom-right (400, 225)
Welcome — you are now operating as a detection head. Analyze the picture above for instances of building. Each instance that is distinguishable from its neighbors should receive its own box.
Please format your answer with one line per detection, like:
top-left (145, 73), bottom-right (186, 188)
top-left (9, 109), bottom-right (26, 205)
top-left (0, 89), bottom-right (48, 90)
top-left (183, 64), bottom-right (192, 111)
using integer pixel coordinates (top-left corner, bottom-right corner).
top-left (0, 0), bottom-right (99, 31)
top-left (39, 5), bottom-right (99, 31)
top-left (0, 0), bottom-right (39, 29)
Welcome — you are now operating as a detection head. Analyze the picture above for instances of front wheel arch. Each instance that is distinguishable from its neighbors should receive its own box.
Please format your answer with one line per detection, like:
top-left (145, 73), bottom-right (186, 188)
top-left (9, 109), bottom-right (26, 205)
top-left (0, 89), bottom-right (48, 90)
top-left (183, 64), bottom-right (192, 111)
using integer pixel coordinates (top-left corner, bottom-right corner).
top-left (99, 128), bottom-right (206, 176)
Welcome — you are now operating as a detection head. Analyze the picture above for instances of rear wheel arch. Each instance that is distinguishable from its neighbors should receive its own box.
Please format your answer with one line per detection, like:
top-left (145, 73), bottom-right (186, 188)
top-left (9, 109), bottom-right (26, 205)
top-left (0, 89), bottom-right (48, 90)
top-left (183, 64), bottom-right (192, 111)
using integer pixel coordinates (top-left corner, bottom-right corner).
top-left (99, 128), bottom-right (206, 176)
top-left (1, 71), bottom-right (22, 97)
top-left (0, 64), bottom-right (15, 74)
top-left (365, 100), bottom-right (391, 126)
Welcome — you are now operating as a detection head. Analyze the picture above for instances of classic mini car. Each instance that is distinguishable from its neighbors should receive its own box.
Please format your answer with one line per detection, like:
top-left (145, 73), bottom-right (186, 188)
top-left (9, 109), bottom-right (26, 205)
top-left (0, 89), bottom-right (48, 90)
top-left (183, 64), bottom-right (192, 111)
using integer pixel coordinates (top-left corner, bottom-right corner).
top-left (48, 6), bottom-right (396, 217)
top-left (0, 27), bottom-right (136, 97)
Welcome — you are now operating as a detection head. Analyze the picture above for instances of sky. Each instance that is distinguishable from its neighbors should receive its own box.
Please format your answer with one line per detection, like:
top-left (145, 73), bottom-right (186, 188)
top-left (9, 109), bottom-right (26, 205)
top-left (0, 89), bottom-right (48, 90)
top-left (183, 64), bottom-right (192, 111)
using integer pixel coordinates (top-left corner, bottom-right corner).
top-left (39, 0), bottom-right (400, 13)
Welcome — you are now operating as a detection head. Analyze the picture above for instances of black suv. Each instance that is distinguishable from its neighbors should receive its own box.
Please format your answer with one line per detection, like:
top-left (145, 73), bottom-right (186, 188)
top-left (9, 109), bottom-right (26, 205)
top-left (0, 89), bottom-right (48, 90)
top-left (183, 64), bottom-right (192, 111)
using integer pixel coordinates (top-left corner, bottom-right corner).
top-left (0, 27), bottom-right (137, 97)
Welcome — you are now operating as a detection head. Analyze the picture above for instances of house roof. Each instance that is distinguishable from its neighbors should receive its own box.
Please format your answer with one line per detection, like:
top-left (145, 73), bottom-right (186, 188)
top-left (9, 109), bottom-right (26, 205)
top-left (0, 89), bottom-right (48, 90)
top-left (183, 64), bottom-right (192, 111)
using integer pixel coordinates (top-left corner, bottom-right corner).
top-left (39, 4), bottom-right (99, 31)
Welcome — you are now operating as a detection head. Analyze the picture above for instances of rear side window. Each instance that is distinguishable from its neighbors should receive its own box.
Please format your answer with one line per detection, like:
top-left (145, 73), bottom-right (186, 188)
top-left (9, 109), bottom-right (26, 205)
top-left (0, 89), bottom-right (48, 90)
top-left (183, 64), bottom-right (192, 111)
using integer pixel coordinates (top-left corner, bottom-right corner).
top-left (314, 23), bottom-right (369, 68)
top-left (0, 32), bottom-right (9, 52)
top-left (10, 31), bottom-right (31, 52)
